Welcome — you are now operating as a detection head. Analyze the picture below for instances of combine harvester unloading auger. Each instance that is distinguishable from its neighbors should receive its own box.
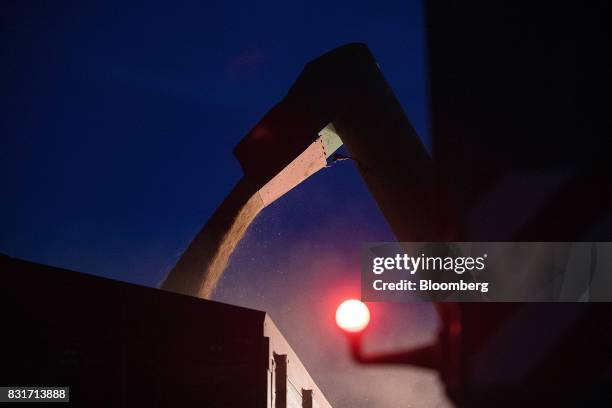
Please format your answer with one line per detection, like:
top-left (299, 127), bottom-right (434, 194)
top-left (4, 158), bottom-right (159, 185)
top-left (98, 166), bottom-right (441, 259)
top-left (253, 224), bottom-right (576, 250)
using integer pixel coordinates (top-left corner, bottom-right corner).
top-left (161, 43), bottom-right (438, 299)
top-left (160, 41), bottom-right (612, 407)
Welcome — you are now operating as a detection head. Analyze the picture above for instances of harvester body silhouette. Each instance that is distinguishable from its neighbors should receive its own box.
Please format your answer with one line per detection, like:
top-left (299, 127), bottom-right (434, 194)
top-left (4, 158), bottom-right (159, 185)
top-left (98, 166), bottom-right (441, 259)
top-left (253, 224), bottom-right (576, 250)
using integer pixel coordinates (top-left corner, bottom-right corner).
top-left (162, 39), bottom-right (611, 406)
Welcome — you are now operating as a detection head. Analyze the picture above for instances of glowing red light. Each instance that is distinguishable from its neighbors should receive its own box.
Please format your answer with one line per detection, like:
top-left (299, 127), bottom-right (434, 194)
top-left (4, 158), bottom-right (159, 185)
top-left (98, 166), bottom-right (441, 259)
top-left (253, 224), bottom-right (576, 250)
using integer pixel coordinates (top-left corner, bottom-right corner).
top-left (335, 299), bottom-right (370, 333)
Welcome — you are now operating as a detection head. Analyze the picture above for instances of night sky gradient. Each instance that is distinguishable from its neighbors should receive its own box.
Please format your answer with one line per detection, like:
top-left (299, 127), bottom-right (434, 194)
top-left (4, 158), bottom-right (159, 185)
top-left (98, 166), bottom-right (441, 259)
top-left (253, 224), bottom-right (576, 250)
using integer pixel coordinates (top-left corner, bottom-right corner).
top-left (1, 1), bottom-right (448, 405)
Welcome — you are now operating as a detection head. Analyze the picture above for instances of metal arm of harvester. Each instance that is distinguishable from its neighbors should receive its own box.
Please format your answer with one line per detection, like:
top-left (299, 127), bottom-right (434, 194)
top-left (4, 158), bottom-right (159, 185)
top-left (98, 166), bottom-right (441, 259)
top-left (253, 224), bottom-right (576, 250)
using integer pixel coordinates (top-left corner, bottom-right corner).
top-left (161, 43), bottom-right (445, 299)
top-left (161, 43), bottom-right (444, 299)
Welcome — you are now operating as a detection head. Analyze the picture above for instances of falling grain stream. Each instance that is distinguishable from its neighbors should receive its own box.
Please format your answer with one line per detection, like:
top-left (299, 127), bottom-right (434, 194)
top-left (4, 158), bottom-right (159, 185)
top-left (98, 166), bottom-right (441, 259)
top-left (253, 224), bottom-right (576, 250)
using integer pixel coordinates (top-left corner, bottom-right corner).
top-left (161, 178), bottom-right (264, 299)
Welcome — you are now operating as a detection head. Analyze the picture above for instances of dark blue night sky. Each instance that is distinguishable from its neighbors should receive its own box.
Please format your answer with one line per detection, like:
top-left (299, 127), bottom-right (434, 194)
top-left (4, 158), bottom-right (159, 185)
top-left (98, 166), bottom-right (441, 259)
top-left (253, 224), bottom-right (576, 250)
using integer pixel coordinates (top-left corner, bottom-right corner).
top-left (1, 1), bottom-right (444, 406)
